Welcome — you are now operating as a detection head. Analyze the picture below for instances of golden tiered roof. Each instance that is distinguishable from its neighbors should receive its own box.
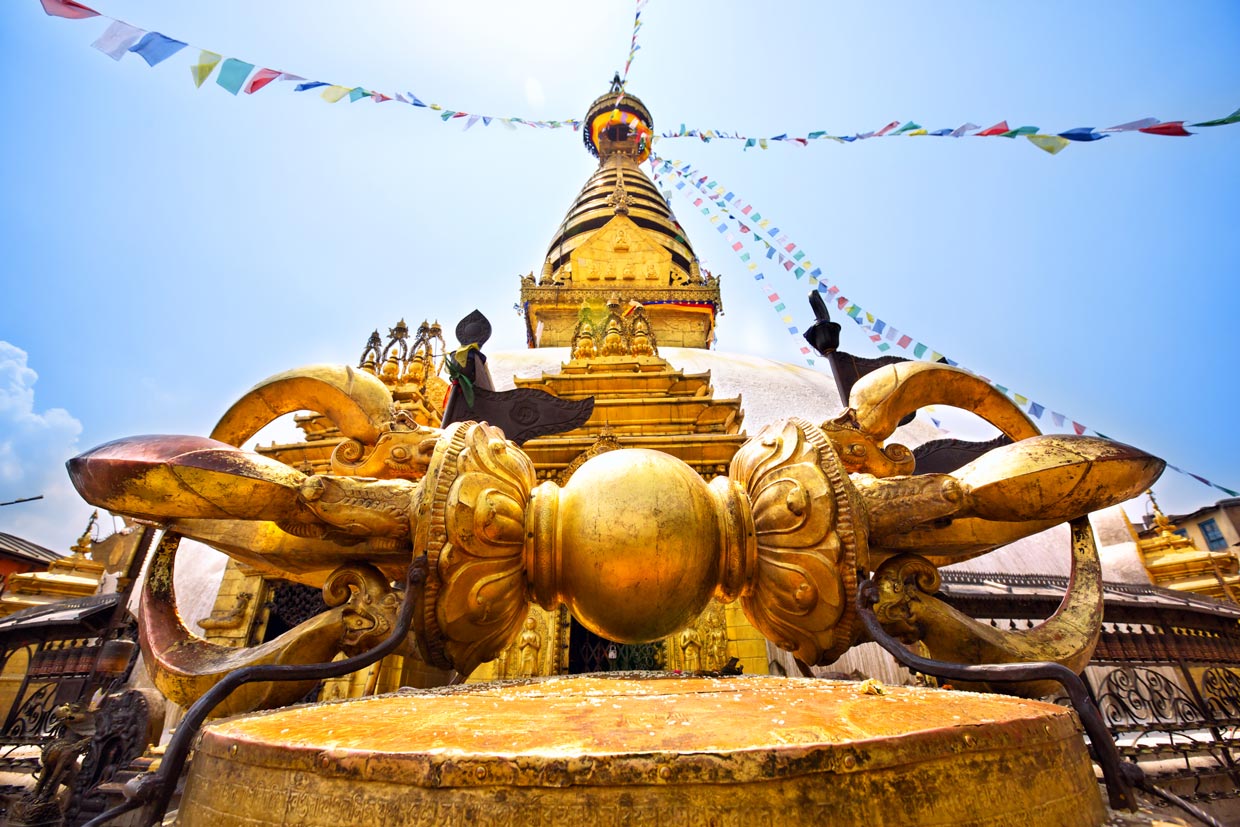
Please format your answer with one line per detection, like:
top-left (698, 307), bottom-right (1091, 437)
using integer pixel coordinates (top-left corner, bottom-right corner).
top-left (521, 83), bottom-right (721, 349)
top-left (0, 513), bottom-right (106, 617)
top-left (255, 319), bottom-right (448, 474)
top-left (1137, 491), bottom-right (1240, 604)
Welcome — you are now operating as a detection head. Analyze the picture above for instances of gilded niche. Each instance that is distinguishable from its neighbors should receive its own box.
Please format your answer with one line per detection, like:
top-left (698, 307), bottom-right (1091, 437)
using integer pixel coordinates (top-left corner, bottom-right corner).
top-left (570, 215), bottom-right (670, 285)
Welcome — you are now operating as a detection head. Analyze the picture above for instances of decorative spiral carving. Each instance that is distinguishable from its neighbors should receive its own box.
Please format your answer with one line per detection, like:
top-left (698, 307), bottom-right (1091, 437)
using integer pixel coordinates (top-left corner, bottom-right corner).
top-left (415, 422), bottom-right (535, 674)
top-left (871, 554), bottom-right (941, 644)
top-left (322, 564), bottom-right (401, 653)
top-left (730, 418), bottom-right (864, 666)
top-left (332, 438), bottom-right (366, 466)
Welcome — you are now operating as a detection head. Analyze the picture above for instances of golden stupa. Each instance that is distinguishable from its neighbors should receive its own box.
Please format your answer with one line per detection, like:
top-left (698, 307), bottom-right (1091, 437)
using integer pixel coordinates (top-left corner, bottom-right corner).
top-left (65, 81), bottom-right (1168, 825)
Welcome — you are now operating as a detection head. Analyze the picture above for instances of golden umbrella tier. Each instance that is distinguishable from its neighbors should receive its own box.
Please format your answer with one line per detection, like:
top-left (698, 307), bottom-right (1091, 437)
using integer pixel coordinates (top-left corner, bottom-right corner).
top-left (178, 674), bottom-right (1105, 827)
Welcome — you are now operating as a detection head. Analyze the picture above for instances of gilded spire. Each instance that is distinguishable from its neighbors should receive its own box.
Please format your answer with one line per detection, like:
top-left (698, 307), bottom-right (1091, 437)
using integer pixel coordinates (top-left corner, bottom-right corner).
top-left (521, 81), bottom-right (721, 349)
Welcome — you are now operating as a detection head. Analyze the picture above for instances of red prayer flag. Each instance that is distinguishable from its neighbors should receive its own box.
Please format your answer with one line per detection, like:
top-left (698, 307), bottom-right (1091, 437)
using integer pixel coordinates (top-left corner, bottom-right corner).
top-left (897, 335), bottom-right (912, 349)
top-left (837, 296), bottom-right (848, 310)
top-left (767, 293), bottom-right (780, 302)
top-left (975, 121), bottom-right (1010, 137)
top-left (243, 68), bottom-right (282, 95)
top-left (1138, 121), bottom-right (1192, 137)
top-left (874, 120), bottom-right (901, 137)
top-left (40, 0), bottom-right (99, 18)
top-left (1072, 422), bottom-right (1086, 435)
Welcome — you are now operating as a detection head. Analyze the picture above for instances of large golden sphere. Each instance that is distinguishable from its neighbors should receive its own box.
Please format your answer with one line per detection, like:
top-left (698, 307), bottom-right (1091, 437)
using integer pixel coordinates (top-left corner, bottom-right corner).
top-left (556, 449), bottom-right (720, 642)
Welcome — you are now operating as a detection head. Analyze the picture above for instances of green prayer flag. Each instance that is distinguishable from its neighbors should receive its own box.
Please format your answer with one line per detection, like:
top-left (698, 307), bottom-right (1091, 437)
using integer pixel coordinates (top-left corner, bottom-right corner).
top-left (999, 126), bottom-right (1039, 138)
top-left (913, 343), bottom-right (927, 359)
top-left (1191, 107), bottom-right (1240, 127)
top-left (892, 121), bottom-right (921, 136)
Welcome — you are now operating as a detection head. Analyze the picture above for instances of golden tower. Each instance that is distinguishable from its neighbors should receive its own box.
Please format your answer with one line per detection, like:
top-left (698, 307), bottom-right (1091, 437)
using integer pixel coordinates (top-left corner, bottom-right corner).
top-left (520, 79), bottom-right (722, 349)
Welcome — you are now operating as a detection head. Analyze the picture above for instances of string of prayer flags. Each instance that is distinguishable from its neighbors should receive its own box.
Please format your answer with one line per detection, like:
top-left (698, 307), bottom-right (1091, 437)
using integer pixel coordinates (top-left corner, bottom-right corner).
top-left (651, 153), bottom-right (1237, 497)
top-left (42, 5), bottom-right (581, 131)
top-left (660, 107), bottom-right (1240, 155)
top-left (622, 0), bottom-right (647, 85)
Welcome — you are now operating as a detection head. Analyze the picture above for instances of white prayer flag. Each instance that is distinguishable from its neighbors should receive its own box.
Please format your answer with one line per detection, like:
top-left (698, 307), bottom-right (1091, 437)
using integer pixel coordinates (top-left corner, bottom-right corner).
top-left (91, 21), bottom-right (144, 61)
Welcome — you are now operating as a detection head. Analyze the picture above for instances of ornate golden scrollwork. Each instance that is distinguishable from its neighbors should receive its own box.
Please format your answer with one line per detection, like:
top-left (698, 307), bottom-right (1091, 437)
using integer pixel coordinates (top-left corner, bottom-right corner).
top-left (870, 517), bottom-right (1105, 697)
top-left (731, 418), bottom-right (864, 667)
top-left (414, 422), bottom-right (536, 676)
top-left (68, 351), bottom-right (1166, 702)
top-left (329, 427), bottom-right (439, 481)
top-left (322, 563), bottom-right (405, 655)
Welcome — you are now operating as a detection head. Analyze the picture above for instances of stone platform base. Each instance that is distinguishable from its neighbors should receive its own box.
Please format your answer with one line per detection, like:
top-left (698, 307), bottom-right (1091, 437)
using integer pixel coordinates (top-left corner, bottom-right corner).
top-left (178, 674), bottom-right (1105, 826)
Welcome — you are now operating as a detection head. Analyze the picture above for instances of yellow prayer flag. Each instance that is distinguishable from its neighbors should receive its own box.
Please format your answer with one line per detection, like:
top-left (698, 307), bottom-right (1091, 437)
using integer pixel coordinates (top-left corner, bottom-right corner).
top-left (908, 128), bottom-right (928, 136)
top-left (1014, 394), bottom-right (1029, 406)
top-left (1027, 134), bottom-right (1070, 155)
top-left (321, 85), bottom-right (350, 103)
top-left (190, 51), bottom-right (221, 88)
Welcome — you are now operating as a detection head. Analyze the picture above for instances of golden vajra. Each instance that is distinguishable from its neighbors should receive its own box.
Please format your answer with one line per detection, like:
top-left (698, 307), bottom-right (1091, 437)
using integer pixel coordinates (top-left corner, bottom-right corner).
top-left (68, 360), bottom-right (1161, 712)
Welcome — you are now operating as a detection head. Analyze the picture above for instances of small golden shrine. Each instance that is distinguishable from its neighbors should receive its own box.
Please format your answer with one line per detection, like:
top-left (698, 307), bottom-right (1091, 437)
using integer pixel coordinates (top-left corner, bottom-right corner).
top-left (1137, 490), bottom-right (1240, 603)
top-left (0, 513), bottom-right (105, 618)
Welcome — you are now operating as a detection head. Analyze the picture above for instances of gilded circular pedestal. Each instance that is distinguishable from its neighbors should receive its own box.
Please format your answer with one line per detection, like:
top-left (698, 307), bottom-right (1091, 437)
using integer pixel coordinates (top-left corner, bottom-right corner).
top-left (179, 674), bottom-right (1104, 826)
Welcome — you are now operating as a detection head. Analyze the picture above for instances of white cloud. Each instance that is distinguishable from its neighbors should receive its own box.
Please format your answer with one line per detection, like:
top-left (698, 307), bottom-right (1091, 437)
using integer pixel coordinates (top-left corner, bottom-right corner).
top-left (0, 342), bottom-right (93, 554)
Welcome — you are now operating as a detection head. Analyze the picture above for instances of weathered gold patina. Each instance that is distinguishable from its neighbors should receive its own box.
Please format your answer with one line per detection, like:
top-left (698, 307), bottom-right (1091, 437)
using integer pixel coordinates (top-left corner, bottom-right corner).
top-left (178, 675), bottom-right (1104, 827)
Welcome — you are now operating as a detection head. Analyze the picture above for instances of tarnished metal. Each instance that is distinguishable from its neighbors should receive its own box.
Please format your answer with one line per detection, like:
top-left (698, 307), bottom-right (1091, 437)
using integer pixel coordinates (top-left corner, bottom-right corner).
top-left (870, 517), bottom-right (1104, 696)
top-left (857, 576), bottom-right (1141, 812)
top-left (176, 674), bottom-right (1104, 827)
top-left (83, 559), bottom-right (426, 827)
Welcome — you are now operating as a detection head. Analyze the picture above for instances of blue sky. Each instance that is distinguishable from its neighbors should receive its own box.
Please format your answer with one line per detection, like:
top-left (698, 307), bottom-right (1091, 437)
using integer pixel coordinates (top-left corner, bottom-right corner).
top-left (2, 1), bottom-right (1237, 551)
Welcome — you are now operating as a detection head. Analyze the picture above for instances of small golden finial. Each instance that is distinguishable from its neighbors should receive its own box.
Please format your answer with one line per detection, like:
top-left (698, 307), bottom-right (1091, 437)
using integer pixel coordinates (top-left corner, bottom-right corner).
top-left (69, 510), bottom-right (99, 556)
top-left (359, 330), bottom-right (382, 374)
top-left (1146, 489), bottom-right (1177, 536)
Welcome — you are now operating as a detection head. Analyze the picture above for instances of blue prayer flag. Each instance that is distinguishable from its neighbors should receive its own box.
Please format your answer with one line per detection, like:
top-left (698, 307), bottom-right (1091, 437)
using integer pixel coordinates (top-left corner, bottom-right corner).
top-left (216, 59), bottom-right (255, 95)
top-left (928, 128), bottom-right (954, 136)
top-left (1058, 128), bottom-right (1108, 142)
top-left (128, 32), bottom-right (187, 67)
top-left (295, 81), bottom-right (328, 92)
top-left (1029, 402), bottom-right (1045, 418)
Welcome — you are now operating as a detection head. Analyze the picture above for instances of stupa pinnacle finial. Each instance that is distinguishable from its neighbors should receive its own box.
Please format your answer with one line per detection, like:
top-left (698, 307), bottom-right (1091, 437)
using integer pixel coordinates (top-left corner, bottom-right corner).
top-left (583, 79), bottom-right (653, 164)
